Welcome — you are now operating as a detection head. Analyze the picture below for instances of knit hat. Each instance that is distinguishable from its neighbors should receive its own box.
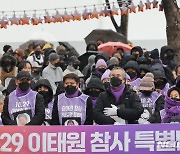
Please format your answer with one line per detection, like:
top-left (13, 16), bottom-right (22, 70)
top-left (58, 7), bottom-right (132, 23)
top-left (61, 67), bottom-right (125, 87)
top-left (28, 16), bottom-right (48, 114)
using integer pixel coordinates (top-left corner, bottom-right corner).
top-left (101, 69), bottom-right (111, 81)
top-left (124, 61), bottom-right (140, 73)
top-left (49, 53), bottom-right (60, 62)
top-left (88, 55), bottom-right (95, 65)
top-left (149, 48), bottom-right (159, 59)
top-left (95, 59), bottom-right (107, 69)
top-left (139, 73), bottom-right (155, 91)
top-left (109, 57), bottom-right (119, 66)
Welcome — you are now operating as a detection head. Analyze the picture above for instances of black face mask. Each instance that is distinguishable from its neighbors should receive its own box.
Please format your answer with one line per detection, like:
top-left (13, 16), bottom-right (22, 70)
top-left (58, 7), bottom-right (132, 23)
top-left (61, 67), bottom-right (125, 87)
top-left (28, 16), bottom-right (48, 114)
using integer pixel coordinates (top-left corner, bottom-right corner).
top-left (133, 54), bottom-right (139, 59)
top-left (19, 82), bottom-right (30, 91)
top-left (141, 91), bottom-right (152, 96)
top-left (104, 82), bottom-right (110, 89)
top-left (140, 73), bottom-right (146, 79)
top-left (73, 64), bottom-right (79, 69)
top-left (4, 61), bottom-right (12, 67)
top-left (65, 85), bottom-right (77, 95)
top-left (38, 91), bottom-right (52, 105)
top-left (127, 72), bottom-right (137, 80)
top-left (110, 77), bottom-right (122, 88)
top-left (98, 68), bottom-right (106, 74)
top-left (155, 81), bottom-right (166, 90)
top-left (54, 62), bottom-right (60, 67)
top-left (88, 90), bottom-right (101, 98)
top-left (34, 50), bottom-right (41, 56)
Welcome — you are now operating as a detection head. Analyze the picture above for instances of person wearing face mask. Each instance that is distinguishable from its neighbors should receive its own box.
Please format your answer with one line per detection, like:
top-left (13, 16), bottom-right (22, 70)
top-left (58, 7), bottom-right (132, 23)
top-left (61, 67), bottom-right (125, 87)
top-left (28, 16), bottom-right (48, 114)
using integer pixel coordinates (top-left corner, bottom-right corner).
top-left (108, 57), bottom-right (120, 70)
top-left (90, 59), bottom-right (107, 79)
top-left (139, 64), bottom-right (150, 79)
top-left (84, 78), bottom-right (105, 108)
top-left (0, 53), bottom-right (18, 88)
top-left (63, 56), bottom-right (84, 78)
top-left (6, 61), bottom-right (35, 96)
top-left (131, 46), bottom-right (143, 60)
top-left (51, 73), bottom-right (93, 125)
top-left (1, 71), bottom-right (45, 125)
top-left (161, 87), bottom-right (180, 123)
top-left (101, 69), bottom-right (111, 90)
top-left (26, 44), bottom-right (44, 70)
top-left (138, 73), bottom-right (164, 124)
top-left (124, 61), bottom-right (141, 92)
top-left (34, 79), bottom-right (54, 125)
top-left (42, 53), bottom-right (63, 95)
top-left (160, 46), bottom-right (177, 71)
top-left (93, 67), bottom-right (143, 125)
top-left (152, 70), bottom-right (170, 97)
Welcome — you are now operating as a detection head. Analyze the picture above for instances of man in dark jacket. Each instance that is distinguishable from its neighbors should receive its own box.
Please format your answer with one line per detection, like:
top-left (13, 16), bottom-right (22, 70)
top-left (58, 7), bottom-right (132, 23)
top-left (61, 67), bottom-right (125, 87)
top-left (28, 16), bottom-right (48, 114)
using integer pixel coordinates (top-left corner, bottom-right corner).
top-left (1, 71), bottom-right (45, 125)
top-left (51, 73), bottom-right (93, 125)
top-left (94, 67), bottom-right (143, 125)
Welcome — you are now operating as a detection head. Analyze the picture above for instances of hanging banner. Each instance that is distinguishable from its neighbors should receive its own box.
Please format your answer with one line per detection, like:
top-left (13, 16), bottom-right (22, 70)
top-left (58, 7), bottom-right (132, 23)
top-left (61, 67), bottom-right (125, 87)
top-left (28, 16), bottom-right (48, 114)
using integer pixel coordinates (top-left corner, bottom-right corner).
top-left (0, 124), bottom-right (179, 153)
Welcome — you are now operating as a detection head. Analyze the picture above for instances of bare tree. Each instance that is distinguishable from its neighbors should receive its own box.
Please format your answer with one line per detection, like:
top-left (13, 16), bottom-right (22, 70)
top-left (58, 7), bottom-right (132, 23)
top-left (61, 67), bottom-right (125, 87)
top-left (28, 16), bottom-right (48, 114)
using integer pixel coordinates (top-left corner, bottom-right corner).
top-left (105, 0), bottom-right (132, 37)
top-left (162, 0), bottom-right (180, 65)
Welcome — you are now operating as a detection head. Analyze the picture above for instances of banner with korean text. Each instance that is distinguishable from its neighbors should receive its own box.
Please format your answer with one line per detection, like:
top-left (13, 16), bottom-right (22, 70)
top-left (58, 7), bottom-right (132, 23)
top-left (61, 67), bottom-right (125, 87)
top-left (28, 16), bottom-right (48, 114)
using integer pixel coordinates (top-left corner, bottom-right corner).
top-left (0, 124), bottom-right (179, 153)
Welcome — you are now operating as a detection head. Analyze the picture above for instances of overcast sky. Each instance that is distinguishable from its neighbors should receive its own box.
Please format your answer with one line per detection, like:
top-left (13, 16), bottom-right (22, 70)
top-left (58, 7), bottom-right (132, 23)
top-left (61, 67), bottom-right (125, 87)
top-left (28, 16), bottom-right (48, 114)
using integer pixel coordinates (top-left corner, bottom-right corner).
top-left (0, 0), bottom-right (167, 51)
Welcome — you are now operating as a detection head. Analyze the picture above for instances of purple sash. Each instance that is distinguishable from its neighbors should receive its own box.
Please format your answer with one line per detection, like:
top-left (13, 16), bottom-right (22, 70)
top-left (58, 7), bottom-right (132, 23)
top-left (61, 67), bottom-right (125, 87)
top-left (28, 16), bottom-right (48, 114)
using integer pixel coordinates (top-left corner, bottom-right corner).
top-left (8, 89), bottom-right (37, 121)
top-left (57, 93), bottom-right (88, 125)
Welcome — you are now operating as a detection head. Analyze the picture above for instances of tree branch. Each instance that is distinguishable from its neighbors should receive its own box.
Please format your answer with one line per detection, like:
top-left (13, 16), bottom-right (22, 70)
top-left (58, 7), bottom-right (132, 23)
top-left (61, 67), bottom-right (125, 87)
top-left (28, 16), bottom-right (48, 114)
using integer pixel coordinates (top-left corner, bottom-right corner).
top-left (105, 0), bottom-right (119, 30)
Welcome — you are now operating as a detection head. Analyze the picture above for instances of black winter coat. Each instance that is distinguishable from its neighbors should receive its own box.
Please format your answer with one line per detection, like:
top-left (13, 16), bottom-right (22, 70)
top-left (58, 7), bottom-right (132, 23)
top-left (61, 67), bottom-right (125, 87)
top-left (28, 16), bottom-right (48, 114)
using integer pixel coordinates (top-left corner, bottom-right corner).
top-left (93, 86), bottom-right (143, 124)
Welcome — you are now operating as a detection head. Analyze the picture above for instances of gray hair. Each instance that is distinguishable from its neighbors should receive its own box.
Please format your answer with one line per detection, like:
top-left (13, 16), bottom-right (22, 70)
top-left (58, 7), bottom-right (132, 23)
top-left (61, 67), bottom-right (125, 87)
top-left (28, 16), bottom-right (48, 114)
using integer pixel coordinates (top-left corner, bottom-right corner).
top-left (110, 67), bottom-right (126, 79)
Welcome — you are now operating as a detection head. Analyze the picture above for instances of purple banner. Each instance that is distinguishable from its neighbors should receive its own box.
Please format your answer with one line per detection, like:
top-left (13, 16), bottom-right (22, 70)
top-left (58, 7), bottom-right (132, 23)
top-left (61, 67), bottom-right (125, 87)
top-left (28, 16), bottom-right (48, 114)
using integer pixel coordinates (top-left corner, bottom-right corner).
top-left (0, 124), bottom-right (179, 153)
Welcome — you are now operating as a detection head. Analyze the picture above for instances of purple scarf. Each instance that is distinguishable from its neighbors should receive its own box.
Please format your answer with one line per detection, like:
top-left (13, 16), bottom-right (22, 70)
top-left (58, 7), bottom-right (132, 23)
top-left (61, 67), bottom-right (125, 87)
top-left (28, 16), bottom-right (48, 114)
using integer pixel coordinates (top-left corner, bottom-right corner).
top-left (110, 83), bottom-right (125, 103)
top-left (65, 88), bottom-right (79, 98)
top-left (96, 70), bottom-right (103, 77)
top-left (131, 76), bottom-right (137, 82)
top-left (91, 97), bottom-right (98, 108)
top-left (16, 87), bottom-right (31, 97)
top-left (162, 95), bottom-right (180, 122)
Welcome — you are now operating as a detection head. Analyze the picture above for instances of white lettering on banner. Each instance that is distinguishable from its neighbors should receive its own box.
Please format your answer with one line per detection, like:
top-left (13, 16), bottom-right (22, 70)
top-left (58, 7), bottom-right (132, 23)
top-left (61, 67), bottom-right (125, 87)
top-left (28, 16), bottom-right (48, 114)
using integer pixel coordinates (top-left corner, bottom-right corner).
top-left (0, 133), bottom-right (23, 152)
top-left (48, 133), bottom-right (57, 152)
top-left (28, 133), bottom-right (40, 152)
top-left (11, 108), bottom-right (30, 114)
top-left (135, 131), bottom-right (155, 151)
top-left (155, 130), bottom-right (180, 151)
top-left (91, 132), bottom-right (130, 152)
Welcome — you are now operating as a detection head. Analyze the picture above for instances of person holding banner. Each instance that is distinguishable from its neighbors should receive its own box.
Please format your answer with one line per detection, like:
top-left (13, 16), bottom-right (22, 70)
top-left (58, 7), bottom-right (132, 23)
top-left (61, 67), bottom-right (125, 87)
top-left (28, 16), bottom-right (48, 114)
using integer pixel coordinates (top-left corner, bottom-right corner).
top-left (94, 67), bottom-right (143, 125)
top-left (1, 71), bottom-right (45, 125)
top-left (51, 73), bottom-right (93, 125)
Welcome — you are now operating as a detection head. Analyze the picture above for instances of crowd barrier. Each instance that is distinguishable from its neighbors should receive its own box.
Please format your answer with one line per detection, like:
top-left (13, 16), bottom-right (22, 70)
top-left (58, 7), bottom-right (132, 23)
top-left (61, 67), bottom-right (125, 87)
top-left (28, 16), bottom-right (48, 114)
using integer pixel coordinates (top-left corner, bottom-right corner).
top-left (0, 124), bottom-right (179, 153)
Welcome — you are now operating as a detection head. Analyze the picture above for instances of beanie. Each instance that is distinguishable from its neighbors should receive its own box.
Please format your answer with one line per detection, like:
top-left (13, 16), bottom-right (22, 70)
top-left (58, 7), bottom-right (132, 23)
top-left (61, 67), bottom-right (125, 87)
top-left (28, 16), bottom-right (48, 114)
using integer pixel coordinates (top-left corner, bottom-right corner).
top-left (95, 59), bottom-right (107, 69)
top-left (149, 48), bottom-right (159, 59)
top-left (139, 73), bottom-right (155, 91)
top-left (109, 57), bottom-right (119, 66)
top-left (101, 69), bottom-right (111, 81)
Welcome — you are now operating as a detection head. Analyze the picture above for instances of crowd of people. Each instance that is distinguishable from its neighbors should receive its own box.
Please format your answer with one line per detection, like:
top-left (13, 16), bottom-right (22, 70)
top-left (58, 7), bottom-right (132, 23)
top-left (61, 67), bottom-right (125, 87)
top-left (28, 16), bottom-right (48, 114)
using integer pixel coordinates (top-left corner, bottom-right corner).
top-left (0, 40), bottom-right (179, 126)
